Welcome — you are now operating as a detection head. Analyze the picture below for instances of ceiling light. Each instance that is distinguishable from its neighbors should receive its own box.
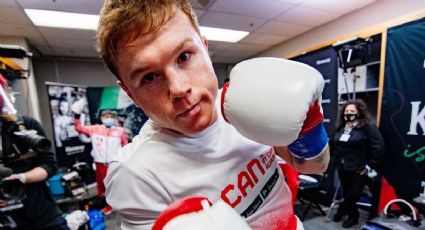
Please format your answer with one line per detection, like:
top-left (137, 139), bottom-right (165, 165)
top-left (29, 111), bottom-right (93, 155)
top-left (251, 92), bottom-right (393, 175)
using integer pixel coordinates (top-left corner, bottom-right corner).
top-left (24, 9), bottom-right (249, 43)
top-left (24, 9), bottom-right (99, 30)
top-left (200, 27), bottom-right (249, 43)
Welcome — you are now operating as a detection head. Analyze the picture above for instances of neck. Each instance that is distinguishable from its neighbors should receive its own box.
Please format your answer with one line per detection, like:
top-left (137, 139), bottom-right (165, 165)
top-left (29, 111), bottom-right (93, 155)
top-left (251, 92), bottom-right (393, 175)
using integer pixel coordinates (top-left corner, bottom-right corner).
top-left (1, 114), bottom-right (17, 122)
top-left (346, 121), bottom-right (357, 127)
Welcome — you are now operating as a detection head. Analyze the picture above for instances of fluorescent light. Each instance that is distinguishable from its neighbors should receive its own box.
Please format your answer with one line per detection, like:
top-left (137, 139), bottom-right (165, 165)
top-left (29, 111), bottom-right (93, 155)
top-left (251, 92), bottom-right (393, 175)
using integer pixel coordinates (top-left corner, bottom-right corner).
top-left (24, 9), bottom-right (249, 43)
top-left (200, 27), bottom-right (249, 43)
top-left (24, 9), bottom-right (99, 30)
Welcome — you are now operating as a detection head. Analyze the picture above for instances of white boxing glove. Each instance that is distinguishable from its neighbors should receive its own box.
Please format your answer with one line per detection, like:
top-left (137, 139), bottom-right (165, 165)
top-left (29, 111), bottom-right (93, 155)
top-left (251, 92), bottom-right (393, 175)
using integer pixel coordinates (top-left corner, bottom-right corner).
top-left (71, 98), bottom-right (87, 115)
top-left (365, 165), bottom-right (378, 178)
top-left (153, 197), bottom-right (251, 230)
top-left (221, 57), bottom-right (328, 159)
top-left (65, 210), bottom-right (89, 230)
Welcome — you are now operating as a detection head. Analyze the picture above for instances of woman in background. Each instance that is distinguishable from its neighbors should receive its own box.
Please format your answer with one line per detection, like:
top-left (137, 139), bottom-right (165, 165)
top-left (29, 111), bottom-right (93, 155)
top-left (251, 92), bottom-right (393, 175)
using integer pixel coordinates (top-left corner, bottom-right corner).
top-left (331, 99), bottom-right (385, 228)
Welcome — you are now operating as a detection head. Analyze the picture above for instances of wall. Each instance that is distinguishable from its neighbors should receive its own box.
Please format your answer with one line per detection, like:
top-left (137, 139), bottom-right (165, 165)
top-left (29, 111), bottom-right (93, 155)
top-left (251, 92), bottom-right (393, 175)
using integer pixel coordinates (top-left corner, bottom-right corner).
top-left (213, 63), bottom-right (232, 87)
top-left (258, 0), bottom-right (425, 59)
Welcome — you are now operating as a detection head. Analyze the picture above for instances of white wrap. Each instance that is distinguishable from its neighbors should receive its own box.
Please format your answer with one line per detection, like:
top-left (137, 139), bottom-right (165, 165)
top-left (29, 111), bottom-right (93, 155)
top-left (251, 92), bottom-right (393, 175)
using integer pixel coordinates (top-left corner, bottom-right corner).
top-left (71, 98), bottom-right (87, 115)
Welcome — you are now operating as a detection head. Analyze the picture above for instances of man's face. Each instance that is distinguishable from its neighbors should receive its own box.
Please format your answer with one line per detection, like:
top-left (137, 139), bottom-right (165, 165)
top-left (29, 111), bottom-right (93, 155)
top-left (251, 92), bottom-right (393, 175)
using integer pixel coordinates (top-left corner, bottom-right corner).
top-left (101, 114), bottom-right (116, 122)
top-left (59, 101), bottom-right (69, 115)
top-left (116, 10), bottom-right (218, 134)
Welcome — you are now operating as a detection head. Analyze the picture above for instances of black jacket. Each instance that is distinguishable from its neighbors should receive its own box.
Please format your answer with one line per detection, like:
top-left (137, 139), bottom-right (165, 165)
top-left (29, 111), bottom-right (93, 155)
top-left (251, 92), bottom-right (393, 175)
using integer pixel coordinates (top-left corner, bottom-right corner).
top-left (1, 116), bottom-right (62, 229)
top-left (331, 122), bottom-right (385, 172)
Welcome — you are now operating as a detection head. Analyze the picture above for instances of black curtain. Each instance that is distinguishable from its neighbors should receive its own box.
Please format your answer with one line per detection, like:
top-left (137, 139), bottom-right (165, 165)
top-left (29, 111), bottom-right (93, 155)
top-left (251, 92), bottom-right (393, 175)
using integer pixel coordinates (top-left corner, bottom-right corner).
top-left (380, 17), bottom-right (425, 201)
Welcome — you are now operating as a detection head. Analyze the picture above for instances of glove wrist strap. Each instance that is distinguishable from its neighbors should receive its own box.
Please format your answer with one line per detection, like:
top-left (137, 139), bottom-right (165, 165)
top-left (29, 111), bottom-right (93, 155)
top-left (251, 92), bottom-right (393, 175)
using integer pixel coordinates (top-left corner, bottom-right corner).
top-left (288, 122), bottom-right (327, 159)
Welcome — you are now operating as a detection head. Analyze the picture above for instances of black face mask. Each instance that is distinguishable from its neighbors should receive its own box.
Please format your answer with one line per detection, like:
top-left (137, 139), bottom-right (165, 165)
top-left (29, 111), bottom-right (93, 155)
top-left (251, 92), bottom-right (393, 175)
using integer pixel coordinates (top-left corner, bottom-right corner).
top-left (344, 114), bottom-right (358, 122)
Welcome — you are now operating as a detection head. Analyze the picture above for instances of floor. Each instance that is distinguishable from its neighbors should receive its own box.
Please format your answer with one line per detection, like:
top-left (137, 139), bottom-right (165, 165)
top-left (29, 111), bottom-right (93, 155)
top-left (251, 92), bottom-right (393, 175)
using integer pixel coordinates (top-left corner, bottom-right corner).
top-left (105, 211), bottom-right (121, 229)
top-left (298, 203), bottom-right (369, 230)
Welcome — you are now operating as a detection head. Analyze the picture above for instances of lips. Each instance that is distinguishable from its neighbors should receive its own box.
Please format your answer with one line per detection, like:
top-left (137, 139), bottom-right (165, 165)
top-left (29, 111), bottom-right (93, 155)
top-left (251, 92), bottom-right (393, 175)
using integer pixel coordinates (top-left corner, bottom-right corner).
top-left (177, 102), bottom-right (201, 118)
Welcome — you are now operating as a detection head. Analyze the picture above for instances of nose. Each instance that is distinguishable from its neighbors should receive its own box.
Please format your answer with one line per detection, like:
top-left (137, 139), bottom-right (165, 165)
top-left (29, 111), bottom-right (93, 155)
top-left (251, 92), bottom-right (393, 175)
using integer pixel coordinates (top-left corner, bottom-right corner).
top-left (166, 68), bottom-right (191, 101)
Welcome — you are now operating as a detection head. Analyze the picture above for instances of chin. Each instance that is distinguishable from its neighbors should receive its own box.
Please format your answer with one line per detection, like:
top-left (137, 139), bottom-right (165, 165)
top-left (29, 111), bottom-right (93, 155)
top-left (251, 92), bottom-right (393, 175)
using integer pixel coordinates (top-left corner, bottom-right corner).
top-left (185, 115), bottom-right (216, 134)
top-left (185, 122), bottom-right (211, 134)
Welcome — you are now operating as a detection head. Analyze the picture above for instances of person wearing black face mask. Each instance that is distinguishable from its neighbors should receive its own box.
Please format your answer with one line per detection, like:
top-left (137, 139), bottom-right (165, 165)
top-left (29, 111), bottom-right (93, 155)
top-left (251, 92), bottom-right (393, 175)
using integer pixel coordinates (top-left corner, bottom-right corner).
top-left (344, 113), bottom-right (358, 122)
top-left (330, 99), bottom-right (385, 228)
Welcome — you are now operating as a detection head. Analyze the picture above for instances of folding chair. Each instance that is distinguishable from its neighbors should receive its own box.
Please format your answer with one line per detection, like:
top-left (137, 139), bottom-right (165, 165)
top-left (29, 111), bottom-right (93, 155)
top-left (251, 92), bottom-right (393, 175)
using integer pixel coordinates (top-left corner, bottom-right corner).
top-left (297, 174), bottom-right (327, 221)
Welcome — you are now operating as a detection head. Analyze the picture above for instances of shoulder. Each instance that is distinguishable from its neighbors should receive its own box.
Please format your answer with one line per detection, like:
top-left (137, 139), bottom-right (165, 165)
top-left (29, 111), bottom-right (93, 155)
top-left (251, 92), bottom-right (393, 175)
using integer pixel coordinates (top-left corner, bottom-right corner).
top-left (115, 126), bottom-right (126, 131)
top-left (112, 126), bottom-right (127, 133)
top-left (109, 121), bottom-right (166, 164)
top-left (365, 123), bottom-right (383, 137)
top-left (21, 116), bottom-right (45, 132)
top-left (105, 154), bottom-right (166, 225)
top-left (21, 115), bottom-right (39, 125)
top-left (368, 121), bottom-right (378, 128)
top-left (105, 134), bottom-right (172, 216)
top-left (106, 141), bottom-right (161, 193)
top-left (363, 122), bottom-right (379, 131)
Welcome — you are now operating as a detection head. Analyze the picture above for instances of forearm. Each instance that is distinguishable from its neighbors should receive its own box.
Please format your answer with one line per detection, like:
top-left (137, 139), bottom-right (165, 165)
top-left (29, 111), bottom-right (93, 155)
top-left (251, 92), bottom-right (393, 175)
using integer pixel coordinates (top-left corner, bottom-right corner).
top-left (74, 117), bottom-right (92, 135)
top-left (275, 145), bottom-right (330, 174)
top-left (13, 164), bottom-right (53, 185)
top-left (274, 146), bottom-right (292, 163)
top-left (19, 167), bottom-right (49, 184)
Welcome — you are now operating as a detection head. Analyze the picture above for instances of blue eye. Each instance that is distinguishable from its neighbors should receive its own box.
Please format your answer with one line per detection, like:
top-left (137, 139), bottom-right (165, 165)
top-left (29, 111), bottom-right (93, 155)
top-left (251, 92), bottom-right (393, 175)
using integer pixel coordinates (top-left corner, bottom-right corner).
top-left (178, 52), bottom-right (190, 64)
top-left (142, 73), bottom-right (158, 84)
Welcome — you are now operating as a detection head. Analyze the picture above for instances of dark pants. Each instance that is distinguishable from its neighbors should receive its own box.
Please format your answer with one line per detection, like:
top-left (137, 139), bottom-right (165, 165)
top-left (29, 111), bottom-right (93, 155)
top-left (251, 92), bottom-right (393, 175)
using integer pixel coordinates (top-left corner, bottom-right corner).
top-left (21, 215), bottom-right (69, 230)
top-left (336, 168), bottom-right (368, 220)
top-left (42, 215), bottom-right (69, 230)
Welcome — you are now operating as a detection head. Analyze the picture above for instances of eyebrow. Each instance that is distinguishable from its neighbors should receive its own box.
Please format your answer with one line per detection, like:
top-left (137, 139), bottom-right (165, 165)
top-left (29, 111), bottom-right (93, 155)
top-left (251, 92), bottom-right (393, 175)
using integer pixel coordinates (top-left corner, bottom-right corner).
top-left (129, 64), bottom-right (149, 82)
top-left (128, 38), bottom-right (194, 81)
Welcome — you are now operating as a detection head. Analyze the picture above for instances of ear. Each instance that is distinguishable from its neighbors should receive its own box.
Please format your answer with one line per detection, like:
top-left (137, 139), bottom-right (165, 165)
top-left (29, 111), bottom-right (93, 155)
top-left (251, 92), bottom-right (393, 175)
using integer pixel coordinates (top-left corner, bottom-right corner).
top-left (117, 80), bottom-right (141, 108)
top-left (201, 36), bottom-right (208, 50)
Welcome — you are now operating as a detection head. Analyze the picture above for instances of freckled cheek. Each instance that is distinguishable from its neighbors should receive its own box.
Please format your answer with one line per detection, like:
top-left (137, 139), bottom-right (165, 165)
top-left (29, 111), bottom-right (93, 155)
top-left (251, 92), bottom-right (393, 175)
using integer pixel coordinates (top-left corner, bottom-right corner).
top-left (142, 106), bottom-right (172, 126)
top-left (193, 67), bottom-right (216, 86)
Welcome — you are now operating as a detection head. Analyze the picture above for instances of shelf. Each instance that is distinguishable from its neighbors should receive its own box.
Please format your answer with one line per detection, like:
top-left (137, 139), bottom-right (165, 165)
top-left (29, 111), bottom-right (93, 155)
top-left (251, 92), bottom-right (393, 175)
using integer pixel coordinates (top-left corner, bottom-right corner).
top-left (338, 87), bottom-right (379, 95)
top-left (54, 182), bottom-right (97, 204)
top-left (366, 61), bottom-right (380, 66)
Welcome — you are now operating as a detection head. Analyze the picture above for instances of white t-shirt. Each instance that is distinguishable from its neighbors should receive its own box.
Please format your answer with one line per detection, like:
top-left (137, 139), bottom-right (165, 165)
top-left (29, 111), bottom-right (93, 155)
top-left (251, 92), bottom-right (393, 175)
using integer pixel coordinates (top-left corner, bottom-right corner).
top-left (105, 114), bottom-right (295, 230)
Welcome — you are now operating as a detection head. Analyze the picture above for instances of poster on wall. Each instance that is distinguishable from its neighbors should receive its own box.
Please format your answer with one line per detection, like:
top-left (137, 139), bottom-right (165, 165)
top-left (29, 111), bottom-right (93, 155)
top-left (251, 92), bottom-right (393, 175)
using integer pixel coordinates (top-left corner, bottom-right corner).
top-left (380, 18), bottom-right (425, 201)
top-left (292, 46), bottom-right (338, 136)
top-left (46, 82), bottom-right (93, 168)
top-left (86, 86), bottom-right (148, 140)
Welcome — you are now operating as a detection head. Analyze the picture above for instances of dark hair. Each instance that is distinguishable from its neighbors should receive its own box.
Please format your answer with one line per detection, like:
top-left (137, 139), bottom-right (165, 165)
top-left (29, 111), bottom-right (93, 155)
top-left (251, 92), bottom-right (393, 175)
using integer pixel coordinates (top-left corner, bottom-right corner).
top-left (335, 99), bottom-right (371, 129)
top-left (58, 95), bottom-right (71, 115)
